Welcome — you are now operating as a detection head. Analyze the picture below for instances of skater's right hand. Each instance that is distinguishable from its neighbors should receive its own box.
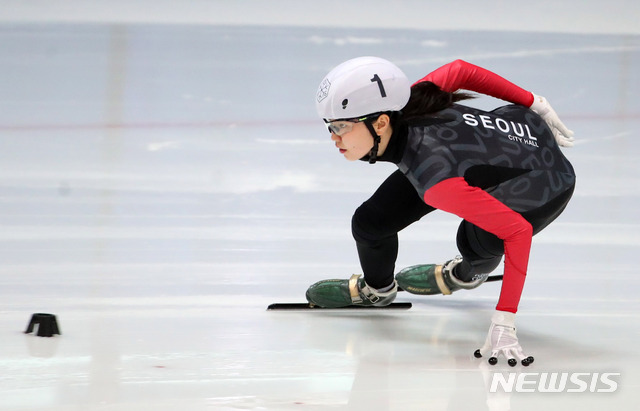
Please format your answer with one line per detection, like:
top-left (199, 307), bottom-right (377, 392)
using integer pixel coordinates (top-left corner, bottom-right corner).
top-left (530, 94), bottom-right (575, 147)
top-left (473, 310), bottom-right (534, 367)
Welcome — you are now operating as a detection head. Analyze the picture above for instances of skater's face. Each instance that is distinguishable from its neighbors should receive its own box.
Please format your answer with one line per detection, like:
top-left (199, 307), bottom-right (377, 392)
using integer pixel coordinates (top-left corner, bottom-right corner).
top-left (327, 114), bottom-right (391, 161)
top-left (329, 121), bottom-right (374, 161)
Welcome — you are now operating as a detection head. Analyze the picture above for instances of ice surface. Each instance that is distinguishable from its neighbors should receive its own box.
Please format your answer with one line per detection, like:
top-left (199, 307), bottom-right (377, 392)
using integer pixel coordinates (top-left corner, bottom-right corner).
top-left (0, 1), bottom-right (639, 410)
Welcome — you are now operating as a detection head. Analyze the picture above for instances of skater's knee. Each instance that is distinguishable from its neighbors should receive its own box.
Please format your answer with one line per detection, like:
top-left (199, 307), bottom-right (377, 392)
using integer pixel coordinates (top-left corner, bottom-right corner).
top-left (352, 203), bottom-right (393, 244)
top-left (352, 206), bottom-right (375, 243)
top-left (455, 222), bottom-right (504, 282)
top-left (457, 221), bottom-right (504, 260)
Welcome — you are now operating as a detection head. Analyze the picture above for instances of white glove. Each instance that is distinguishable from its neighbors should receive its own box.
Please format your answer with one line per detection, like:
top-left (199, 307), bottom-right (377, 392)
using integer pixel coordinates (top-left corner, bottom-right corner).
top-left (474, 310), bottom-right (534, 367)
top-left (529, 94), bottom-right (575, 147)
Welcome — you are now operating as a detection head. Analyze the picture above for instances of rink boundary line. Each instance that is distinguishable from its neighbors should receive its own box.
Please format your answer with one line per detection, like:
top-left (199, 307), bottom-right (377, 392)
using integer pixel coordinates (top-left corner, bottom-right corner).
top-left (0, 113), bottom-right (638, 133)
top-left (0, 119), bottom-right (318, 132)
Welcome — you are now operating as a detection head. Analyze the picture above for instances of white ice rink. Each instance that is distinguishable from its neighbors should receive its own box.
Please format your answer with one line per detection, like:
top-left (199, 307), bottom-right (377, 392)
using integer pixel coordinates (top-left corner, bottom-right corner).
top-left (1, 1), bottom-right (639, 410)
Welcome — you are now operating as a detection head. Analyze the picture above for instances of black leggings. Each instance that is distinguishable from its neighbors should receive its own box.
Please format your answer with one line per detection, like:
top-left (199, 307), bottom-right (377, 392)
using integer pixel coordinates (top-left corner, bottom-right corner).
top-left (352, 170), bottom-right (575, 289)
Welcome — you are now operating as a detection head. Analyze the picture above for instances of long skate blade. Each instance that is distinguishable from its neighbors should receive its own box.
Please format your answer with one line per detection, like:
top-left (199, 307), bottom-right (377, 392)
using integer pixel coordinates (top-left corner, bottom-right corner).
top-left (267, 302), bottom-right (412, 310)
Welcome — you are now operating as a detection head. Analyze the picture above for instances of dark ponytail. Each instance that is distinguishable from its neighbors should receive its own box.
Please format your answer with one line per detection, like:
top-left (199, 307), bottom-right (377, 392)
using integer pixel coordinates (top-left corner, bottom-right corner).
top-left (401, 81), bottom-right (475, 121)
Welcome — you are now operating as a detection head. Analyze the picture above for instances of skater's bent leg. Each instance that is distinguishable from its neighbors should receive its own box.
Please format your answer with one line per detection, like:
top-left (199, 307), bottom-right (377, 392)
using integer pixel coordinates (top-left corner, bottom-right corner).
top-left (353, 233), bottom-right (397, 290)
top-left (453, 184), bottom-right (575, 282)
top-left (352, 170), bottom-right (435, 289)
top-left (454, 221), bottom-right (504, 282)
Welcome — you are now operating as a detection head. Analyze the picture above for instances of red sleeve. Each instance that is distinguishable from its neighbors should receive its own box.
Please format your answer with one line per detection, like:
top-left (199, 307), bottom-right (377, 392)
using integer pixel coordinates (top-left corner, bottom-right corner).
top-left (423, 177), bottom-right (533, 313)
top-left (413, 59), bottom-right (535, 107)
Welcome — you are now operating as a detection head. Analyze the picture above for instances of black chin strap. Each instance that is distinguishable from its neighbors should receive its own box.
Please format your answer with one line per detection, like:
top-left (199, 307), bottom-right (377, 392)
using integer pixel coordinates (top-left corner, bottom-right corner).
top-left (364, 120), bottom-right (381, 164)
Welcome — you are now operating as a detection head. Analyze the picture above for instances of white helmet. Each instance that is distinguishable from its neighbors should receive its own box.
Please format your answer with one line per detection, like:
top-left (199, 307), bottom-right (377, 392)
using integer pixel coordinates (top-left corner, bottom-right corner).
top-left (316, 56), bottom-right (411, 120)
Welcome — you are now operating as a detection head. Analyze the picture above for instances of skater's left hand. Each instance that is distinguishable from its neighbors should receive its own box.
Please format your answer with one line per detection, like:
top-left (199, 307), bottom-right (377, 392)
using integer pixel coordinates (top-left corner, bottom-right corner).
top-left (474, 310), bottom-right (534, 367)
top-left (530, 94), bottom-right (575, 147)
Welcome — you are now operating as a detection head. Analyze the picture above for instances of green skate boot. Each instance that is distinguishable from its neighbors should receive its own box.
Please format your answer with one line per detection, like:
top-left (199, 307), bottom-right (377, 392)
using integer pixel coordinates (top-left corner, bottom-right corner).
top-left (395, 256), bottom-right (488, 295)
top-left (305, 274), bottom-right (397, 308)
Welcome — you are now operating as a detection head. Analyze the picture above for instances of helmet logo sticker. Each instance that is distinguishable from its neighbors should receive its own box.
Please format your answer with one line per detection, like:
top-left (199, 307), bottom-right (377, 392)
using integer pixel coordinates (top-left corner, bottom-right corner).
top-left (342, 99), bottom-right (348, 109)
top-left (317, 78), bottom-right (331, 103)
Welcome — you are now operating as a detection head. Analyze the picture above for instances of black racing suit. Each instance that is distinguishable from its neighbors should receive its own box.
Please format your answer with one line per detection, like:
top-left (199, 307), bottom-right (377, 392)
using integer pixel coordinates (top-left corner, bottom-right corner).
top-left (352, 104), bottom-right (575, 312)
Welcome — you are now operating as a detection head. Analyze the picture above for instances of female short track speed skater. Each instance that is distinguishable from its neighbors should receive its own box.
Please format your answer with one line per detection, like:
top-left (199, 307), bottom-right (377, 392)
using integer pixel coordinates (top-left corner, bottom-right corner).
top-left (306, 57), bottom-right (576, 366)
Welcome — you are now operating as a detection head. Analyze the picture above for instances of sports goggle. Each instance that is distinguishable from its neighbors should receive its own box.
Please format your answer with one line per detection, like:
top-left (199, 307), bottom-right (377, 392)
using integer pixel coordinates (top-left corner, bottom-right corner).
top-left (324, 113), bottom-right (382, 136)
